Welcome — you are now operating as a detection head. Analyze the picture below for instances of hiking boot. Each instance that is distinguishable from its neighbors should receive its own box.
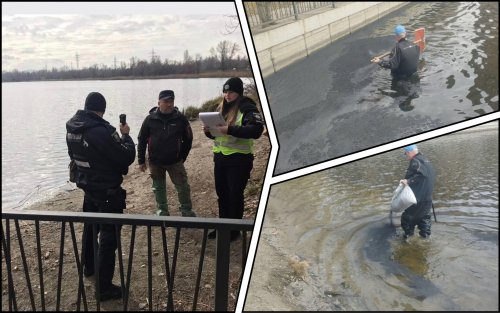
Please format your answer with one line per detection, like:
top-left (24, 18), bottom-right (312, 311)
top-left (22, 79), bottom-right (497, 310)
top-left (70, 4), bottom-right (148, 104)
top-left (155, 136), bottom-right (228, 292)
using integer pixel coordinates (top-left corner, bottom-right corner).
top-left (207, 230), bottom-right (216, 239)
top-left (157, 209), bottom-right (170, 216)
top-left (181, 210), bottom-right (196, 217)
top-left (99, 284), bottom-right (122, 301)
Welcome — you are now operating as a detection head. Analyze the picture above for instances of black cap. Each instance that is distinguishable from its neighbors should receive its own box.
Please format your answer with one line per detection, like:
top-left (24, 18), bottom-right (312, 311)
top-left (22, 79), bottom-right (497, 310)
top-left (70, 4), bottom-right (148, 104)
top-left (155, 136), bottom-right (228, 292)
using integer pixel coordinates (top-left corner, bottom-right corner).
top-left (84, 92), bottom-right (106, 112)
top-left (222, 77), bottom-right (243, 95)
top-left (159, 90), bottom-right (175, 101)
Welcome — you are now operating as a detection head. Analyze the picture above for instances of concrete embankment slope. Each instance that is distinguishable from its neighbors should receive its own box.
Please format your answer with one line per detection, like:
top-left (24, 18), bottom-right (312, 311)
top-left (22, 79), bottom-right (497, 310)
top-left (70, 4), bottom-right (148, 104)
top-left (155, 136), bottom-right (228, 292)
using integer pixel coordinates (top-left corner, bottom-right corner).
top-left (253, 2), bottom-right (408, 77)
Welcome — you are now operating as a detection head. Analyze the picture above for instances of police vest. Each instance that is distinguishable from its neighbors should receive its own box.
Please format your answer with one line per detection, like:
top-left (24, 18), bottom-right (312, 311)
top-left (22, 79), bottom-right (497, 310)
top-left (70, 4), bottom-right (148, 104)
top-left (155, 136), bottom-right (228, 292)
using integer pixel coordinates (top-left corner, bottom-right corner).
top-left (213, 111), bottom-right (253, 155)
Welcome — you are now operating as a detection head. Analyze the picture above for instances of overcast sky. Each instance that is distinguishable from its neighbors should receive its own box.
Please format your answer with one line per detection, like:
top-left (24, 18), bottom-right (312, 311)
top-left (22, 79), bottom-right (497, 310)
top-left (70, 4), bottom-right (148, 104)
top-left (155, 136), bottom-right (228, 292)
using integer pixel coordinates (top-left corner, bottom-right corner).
top-left (2, 2), bottom-right (246, 71)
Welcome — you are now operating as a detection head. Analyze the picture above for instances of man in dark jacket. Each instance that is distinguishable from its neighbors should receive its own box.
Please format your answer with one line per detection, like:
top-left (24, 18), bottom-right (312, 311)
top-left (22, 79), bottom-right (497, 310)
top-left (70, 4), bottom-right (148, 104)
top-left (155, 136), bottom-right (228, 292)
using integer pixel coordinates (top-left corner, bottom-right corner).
top-left (400, 144), bottom-right (436, 239)
top-left (372, 25), bottom-right (420, 78)
top-left (66, 92), bottom-right (136, 301)
top-left (137, 90), bottom-right (196, 217)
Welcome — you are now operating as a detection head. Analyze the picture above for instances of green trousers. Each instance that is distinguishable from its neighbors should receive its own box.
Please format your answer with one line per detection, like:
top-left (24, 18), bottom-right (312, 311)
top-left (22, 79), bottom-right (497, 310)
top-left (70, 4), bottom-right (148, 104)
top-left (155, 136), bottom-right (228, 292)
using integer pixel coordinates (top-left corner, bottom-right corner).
top-left (150, 161), bottom-right (195, 217)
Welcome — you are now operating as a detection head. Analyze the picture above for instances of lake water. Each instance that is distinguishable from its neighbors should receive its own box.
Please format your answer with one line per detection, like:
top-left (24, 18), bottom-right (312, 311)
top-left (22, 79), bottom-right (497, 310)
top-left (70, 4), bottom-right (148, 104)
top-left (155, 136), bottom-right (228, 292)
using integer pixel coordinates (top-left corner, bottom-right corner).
top-left (266, 2), bottom-right (499, 174)
top-left (247, 122), bottom-right (498, 310)
top-left (1, 77), bottom-right (253, 210)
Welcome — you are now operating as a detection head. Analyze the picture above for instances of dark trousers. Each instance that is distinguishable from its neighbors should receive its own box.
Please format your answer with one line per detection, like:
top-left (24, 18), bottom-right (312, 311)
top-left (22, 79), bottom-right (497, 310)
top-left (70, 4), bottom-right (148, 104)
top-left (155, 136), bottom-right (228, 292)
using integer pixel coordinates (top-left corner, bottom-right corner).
top-left (401, 200), bottom-right (432, 238)
top-left (82, 188), bottom-right (126, 289)
top-left (214, 153), bottom-right (253, 219)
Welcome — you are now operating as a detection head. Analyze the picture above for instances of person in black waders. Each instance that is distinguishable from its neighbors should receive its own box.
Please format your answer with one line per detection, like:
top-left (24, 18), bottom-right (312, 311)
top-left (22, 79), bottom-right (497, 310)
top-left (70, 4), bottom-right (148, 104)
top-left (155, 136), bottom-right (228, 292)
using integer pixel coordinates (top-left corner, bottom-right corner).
top-left (372, 25), bottom-right (422, 111)
top-left (202, 77), bottom-right (264, 241)
top-left (371, 25), bottom-right (420, 79)
top-left (66, 92), bottom-right (136, 301)
top-left (399, 144), bottom-right (436, 240)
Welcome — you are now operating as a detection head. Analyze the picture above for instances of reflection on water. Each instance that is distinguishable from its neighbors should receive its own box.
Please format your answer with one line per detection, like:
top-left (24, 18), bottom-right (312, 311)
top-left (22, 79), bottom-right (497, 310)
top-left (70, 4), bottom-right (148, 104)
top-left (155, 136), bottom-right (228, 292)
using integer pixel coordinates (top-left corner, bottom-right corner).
top-left (377, 72), bottom-right (423, 112)
top-left (1, 77), bottom-right (251, 209)
top-left (392, 238), bottom-right (430, 277)
top-left (268, 2), bottom-right (499, 174)
top-left (248, 123), bottom-right (498, 311)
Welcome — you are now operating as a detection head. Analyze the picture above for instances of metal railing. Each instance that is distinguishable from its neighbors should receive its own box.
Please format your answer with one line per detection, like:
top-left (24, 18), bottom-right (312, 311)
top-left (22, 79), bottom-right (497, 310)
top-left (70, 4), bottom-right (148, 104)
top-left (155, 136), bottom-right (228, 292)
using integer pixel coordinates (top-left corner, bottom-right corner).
top-left (1, 210), bottom-right (253, 311)
top-left (244, 2), bottom-right (336, 29)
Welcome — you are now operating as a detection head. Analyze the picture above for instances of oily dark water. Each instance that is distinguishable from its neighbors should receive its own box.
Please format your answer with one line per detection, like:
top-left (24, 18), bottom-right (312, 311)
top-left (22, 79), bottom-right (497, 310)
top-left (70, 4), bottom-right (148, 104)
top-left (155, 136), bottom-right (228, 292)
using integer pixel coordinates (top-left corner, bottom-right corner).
top-left (248, 123), bottom-right (498, 310)
top-left (266, 2), bottom-right (498, 174)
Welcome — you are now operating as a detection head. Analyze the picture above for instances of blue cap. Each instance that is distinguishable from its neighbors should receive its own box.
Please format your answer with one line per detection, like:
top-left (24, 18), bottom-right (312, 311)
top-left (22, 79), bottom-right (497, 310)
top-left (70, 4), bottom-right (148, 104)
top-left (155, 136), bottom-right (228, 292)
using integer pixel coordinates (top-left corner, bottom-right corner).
top-left (404, 144), bottom-right (417, 152)
top-left (394, 25), bottom-right (406, 36)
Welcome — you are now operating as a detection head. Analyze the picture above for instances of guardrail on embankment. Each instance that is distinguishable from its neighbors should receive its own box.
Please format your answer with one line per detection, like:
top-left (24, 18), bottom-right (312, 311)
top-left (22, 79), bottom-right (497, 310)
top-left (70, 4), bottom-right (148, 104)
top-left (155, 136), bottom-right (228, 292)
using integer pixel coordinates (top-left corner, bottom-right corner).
top-left (1, 210), bottom-right (253, 311)
top-left (249, 2), bottom-right (408, 77)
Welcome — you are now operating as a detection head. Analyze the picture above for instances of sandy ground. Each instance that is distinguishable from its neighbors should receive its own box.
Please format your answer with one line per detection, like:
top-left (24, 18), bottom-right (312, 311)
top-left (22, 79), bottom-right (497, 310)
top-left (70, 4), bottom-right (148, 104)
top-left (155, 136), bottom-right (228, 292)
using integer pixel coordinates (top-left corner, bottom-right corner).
top-left (243, 235), bottom-right (301, 311)
top-left (1, 119), bottom-right (271, 311)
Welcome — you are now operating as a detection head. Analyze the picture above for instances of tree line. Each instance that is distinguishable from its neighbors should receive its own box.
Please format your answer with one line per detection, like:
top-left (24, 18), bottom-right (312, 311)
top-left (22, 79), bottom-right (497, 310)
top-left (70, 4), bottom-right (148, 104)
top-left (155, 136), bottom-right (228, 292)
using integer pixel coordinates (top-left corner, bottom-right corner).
top-left (2, 40), bottom-right (249, 82)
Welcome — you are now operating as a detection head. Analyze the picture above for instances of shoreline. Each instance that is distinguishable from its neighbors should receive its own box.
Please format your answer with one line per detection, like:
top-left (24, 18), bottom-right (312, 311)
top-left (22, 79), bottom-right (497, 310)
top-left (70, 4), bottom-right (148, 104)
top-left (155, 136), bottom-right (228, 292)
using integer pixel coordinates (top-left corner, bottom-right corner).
top-left (10, 119), bottom-right (269, 216)
top-left (1, 118), bottom-right (271, 311)
top-left (1, 70), bottom-right (253, 83)
top-left (5, 121), bottom-right (495, 212)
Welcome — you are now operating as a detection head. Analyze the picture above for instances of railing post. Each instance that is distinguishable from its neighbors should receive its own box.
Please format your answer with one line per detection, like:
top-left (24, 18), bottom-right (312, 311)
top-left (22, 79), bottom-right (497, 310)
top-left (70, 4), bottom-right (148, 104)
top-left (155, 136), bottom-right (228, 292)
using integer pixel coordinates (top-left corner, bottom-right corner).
top-left (292, 2), bottom-right (299, 20)
top-left (2, 220), bottom-right (18, 311)
top-left (215, 229), bottom-right (231, 311)
top-left (256, 2), bottom-right (272, 25)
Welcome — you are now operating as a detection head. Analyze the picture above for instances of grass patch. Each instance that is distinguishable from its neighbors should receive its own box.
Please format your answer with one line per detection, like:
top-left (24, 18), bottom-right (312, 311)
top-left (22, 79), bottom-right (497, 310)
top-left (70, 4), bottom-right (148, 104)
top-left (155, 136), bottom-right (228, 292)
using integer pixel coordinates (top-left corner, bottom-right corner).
top-left (183, 81), bottom-right (261, 121)
top-left (183, 96), bottom-right (223, 120)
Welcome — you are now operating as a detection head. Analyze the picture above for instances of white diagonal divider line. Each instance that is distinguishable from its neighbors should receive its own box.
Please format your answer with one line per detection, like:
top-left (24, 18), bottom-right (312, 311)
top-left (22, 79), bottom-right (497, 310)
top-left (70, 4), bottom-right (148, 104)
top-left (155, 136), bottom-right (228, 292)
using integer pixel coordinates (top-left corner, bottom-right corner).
top-left (235, 0), bottom-right (279, 312)
top-left (234, 0), bottom-right (278, 181)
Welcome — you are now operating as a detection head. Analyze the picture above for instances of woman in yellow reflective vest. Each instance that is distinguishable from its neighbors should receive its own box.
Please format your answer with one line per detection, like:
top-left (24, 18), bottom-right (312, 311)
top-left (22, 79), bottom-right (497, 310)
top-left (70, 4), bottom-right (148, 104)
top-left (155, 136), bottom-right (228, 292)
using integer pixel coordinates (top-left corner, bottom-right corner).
top-left (202, 77), bottom-right (264, 241)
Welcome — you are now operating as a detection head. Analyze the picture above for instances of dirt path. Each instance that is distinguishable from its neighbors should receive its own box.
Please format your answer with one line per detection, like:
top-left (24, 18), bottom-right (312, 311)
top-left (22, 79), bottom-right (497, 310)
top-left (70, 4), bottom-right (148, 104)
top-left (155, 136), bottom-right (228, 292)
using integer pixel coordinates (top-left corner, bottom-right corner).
top-left (1, 119), bottom-right (270, 311)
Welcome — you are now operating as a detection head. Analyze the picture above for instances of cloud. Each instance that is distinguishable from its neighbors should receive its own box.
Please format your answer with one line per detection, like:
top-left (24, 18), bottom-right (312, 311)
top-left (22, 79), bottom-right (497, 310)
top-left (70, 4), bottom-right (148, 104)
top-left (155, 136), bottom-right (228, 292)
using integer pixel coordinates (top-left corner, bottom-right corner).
top-left (2, 54), bottom-right (17, 60)
top-left (2, 13), bottom-right (246, 71)
top-left (2, 2), bottom-right (237, 15)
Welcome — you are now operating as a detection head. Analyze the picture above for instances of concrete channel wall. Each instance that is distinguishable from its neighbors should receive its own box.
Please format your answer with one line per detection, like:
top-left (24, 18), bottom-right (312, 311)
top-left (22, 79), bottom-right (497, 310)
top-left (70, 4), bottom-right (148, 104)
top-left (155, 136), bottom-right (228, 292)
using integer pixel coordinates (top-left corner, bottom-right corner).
top-left (254, 2), bottom-right (408, 78)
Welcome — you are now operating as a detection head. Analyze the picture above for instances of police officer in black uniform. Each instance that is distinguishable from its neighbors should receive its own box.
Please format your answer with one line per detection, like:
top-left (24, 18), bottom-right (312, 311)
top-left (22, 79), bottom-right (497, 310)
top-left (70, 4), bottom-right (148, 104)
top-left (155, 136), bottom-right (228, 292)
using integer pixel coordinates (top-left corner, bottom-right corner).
top-left (202, 77), bottom-right (264, 241)
top-left (372, 25), bottom-right (420, 78)
top-left (400, 144), bottom-right (436, 239)
top-left (66, 92), bottom-right (135, 301)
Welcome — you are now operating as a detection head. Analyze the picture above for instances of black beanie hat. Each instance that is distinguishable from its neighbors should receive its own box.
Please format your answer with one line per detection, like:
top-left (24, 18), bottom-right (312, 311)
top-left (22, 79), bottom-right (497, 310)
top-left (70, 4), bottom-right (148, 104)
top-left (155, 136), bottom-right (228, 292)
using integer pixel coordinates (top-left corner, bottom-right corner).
top-left (84, 92), bottom-right (106, 112)
top-left (222, 77), bottom-right (243, 95)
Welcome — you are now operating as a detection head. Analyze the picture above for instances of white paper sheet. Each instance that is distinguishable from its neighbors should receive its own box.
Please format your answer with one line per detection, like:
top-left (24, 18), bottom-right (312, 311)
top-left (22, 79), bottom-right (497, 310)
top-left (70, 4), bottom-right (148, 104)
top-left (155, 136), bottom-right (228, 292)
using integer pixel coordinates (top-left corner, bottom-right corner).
top-left (199, 112), bottom-right (226, 137)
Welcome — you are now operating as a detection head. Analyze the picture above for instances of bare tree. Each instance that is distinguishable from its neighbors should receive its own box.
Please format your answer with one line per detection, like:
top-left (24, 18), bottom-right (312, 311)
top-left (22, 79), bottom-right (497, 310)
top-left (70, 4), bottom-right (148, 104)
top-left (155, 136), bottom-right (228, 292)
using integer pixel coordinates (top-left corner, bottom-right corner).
top-left (216, 40), bottom-right (240, 71)
top-left (195, 53), bottom-right (202, 74)
top-left (222, 15), bottom-right (240, 34)
top-left (183, 50), bottom-right (193, 64)
top-left (2, 43), bottom-right (249, 81)
top-left (209, 47), bottom-right (217, 58)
